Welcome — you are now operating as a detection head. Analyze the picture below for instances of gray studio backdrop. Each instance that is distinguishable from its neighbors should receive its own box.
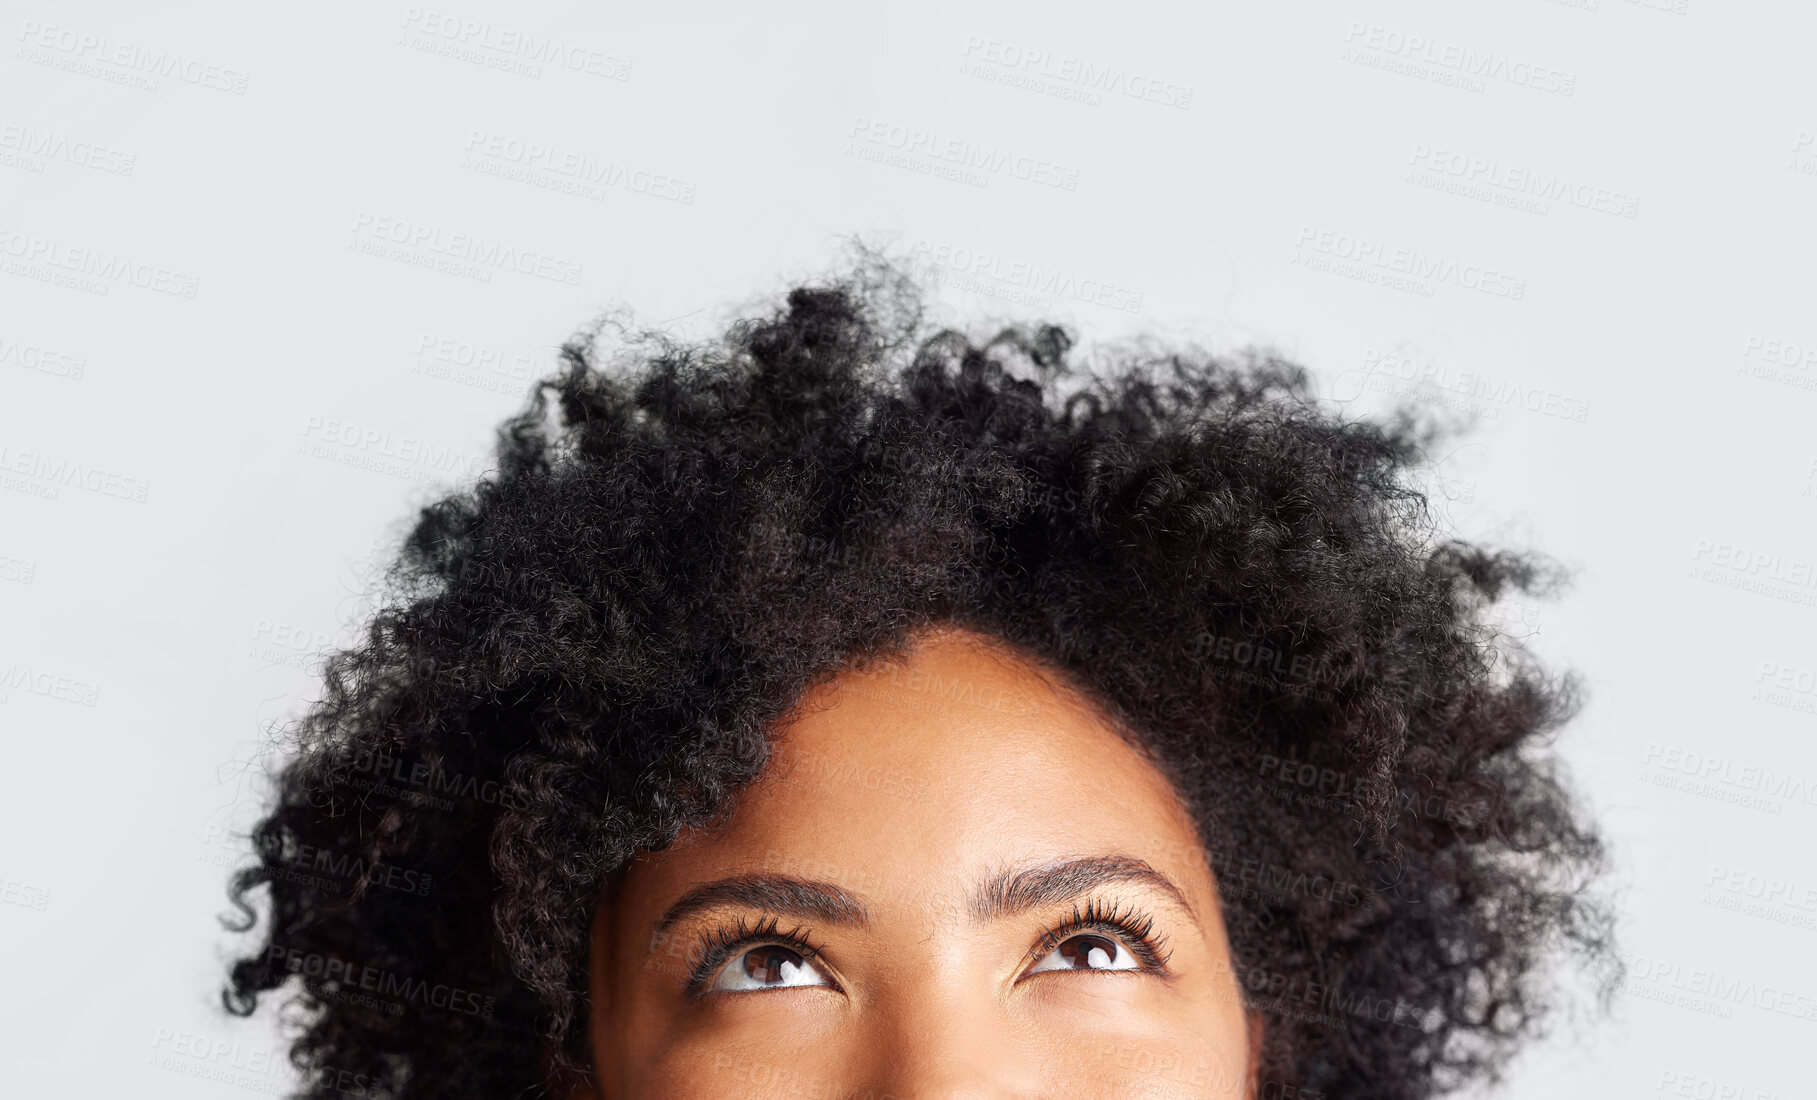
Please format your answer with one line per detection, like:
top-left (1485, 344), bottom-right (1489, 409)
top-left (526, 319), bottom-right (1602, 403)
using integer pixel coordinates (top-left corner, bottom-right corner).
top-left (2, 1), bottom-right (1814, 1097)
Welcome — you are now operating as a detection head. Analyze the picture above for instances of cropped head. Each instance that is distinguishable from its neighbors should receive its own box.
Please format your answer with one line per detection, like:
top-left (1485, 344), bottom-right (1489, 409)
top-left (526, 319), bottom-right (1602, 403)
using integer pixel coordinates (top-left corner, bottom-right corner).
top-left (226, 254), bottom-right (1610, 1099)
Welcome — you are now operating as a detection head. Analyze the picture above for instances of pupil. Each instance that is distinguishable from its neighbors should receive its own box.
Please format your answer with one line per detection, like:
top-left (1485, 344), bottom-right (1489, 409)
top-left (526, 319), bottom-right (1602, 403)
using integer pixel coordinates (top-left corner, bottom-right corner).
top-left (1059, 934), bottom-right (1117, 969)
top-left (742, 945), bottom-right (804, 984)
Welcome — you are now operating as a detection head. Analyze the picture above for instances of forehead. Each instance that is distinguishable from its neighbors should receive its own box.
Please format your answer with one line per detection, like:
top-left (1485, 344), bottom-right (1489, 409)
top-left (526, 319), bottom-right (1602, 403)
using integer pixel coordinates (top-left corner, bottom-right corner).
top-left (644, 626), bottom-right (1208, 894)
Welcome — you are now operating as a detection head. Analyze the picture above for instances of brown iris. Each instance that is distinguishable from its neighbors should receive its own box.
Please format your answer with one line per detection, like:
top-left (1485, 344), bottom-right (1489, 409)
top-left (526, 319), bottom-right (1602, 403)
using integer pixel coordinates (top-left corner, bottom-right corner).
top-left (742, 945), bottom-right (807, 984)
top-left (1055, 934), bottom-right (1119, 969)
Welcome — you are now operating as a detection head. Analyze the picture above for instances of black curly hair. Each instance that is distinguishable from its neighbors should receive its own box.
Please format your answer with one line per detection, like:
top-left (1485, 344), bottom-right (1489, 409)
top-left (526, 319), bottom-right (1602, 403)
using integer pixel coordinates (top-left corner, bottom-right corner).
top-left (223, 247), bottom-right (1612, 1100)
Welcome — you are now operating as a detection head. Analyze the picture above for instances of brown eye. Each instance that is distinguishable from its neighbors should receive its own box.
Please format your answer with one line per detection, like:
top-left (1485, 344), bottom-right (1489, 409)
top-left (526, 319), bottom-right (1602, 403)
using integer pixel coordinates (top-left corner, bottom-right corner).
top-left (709, 944), bottom-right (829, 992)
top-left (1028, 932), bottom-right (1139, 974)
top-left (744, 946), bottom-right (803, 983)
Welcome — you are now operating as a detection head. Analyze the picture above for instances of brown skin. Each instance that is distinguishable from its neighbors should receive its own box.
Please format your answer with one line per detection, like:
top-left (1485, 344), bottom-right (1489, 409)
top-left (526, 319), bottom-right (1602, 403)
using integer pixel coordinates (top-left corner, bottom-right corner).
top-left (585, 625), bottom-right (1261, 1098)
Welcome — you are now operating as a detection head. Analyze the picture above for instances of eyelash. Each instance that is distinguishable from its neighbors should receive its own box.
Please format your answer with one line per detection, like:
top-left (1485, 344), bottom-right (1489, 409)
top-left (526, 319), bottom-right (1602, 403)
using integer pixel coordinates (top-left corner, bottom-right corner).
top-left (684, 898), bottom-right (1172, 995)
top-left (1026, 898), bottom-right (1173, 976)
top-left (683, 914), bottom-right (829, 997)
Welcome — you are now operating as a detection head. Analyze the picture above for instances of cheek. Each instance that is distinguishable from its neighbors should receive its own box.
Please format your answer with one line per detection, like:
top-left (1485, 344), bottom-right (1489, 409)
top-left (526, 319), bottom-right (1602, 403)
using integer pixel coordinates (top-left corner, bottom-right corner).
top-left (605, 994), bottom-right (850, 1100)
top-left (1047, 1041), bottom-right (1250, 1099)
top-left (1017, 979), bottom-right (1252, 1098)
top-left (604, 984), bottom-right (1249, 1100)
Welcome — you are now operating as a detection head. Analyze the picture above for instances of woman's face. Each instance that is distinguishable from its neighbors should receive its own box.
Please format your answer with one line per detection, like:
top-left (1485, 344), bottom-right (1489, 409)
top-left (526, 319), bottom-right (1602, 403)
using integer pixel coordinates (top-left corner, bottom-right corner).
top-left (587, 626), bottom-right (1258, 1098)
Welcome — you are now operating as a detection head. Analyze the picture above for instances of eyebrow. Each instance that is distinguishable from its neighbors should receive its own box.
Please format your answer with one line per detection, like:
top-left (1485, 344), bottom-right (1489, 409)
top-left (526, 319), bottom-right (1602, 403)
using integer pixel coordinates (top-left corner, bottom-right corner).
top-left (647, 854), bottom-right (1198, 943)
top-left (652, 874), bottom-right (871, 937)
top-left (970, 855), bottom-right (1199, 924)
